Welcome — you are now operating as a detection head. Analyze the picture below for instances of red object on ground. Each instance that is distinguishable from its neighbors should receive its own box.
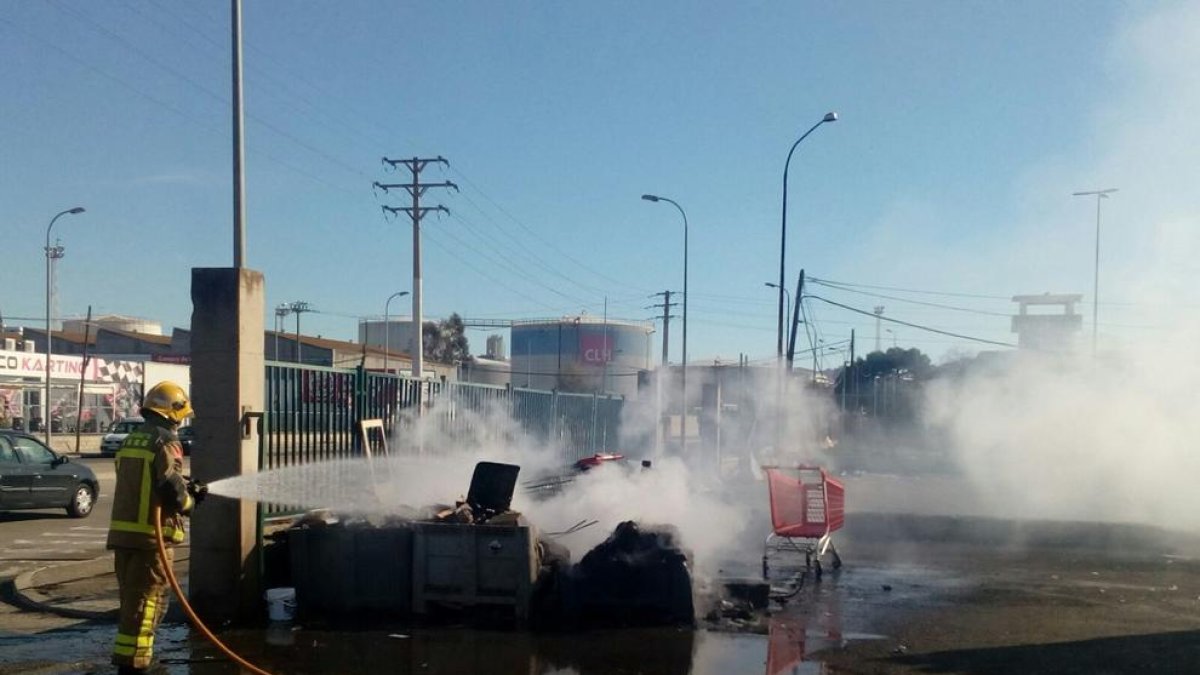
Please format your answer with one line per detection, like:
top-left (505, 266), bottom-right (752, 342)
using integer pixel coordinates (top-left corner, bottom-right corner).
top-left (765, 465), bottom-right (845, 539)
top-left (574, 453), bottom-right (625, 470)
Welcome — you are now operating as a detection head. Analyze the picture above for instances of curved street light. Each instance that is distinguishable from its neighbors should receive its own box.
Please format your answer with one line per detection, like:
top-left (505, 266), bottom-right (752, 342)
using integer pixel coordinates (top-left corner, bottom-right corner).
top-left (778, 112), bottom-right (837, 359)
top-left (383, 291), bottom-right (410, 374)
top-left (642, 194), bottom-right (688, 452)
top-left (765, 282), bottom-right (792, 343)
top-left (45, 206), bottom-right (85, 447)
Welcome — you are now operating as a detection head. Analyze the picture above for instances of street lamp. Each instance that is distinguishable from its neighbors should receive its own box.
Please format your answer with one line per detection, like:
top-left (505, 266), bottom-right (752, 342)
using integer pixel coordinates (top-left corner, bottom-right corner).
top-left (778, 112), bottom-right (837, 360)
top-left (885, 328), bottom-right (897, 348)
top-left (1072, 188), bottom-right (1118, 356)
top-left (642, 194), bottom-right (688, 453)
top-left (765, 282), bottom-right (791, 339)
top-left (383, 291), bottom-right (410, 374)
top-left (44, 206), bottom-right (85, 447)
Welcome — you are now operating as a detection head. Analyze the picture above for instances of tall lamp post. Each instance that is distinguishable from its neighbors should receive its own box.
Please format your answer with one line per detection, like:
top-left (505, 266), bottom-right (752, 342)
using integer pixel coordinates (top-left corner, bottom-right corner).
top-left (641, 194), bottom-right (688, 453)
top-left (1072, 188), bottom-right (1117, 356)
top-left (44, 207), bottom-right (85, 446)
top-left (383, 291), bottom-right (410, 374)
top-left (778, 112), bottom-right (837, 360)
top-left (765, 282), bottom-right (791, 342)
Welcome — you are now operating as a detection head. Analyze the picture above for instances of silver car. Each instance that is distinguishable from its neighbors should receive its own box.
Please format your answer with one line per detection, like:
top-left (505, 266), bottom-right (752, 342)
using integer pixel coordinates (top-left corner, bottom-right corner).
top-left (99, 416), bottom-right (144, 456)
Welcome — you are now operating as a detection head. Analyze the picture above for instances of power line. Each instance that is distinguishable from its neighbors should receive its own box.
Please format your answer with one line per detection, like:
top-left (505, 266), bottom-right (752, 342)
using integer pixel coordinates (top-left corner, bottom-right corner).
top-left (804, 295), bottom-right (1018, 348)
top-left (415, 220), bottom-right (565, 314)
top-left (46, 0), bottom-right (371, 182)
top-left (446, 165), bottom-right (652, 295)
top-left (810, 279), bottom-right (1012, 316)
top-left (444, 208), bottom-right (594, 306)
top-left (809, 276), bottom-right (1012, 301)
top-left (142, 1), bottom-right (650, 302)
top-left (0, 16), bottom-right (360, 196)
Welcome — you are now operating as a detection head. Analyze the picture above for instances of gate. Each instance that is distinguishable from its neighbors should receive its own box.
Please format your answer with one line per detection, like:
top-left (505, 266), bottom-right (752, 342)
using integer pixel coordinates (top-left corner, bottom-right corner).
top-left (259, 362), bottom-right (625, 516)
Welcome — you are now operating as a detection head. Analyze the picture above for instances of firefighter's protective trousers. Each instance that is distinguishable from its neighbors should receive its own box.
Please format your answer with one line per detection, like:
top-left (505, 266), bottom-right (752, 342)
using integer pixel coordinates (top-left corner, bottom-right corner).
top-left (113, 547), bottom-right (173, 668)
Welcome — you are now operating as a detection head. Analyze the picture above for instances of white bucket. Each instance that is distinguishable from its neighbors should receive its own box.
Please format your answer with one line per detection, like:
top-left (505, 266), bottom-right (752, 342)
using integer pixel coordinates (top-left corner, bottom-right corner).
top-left (265, 587), bottom-right (296, 622)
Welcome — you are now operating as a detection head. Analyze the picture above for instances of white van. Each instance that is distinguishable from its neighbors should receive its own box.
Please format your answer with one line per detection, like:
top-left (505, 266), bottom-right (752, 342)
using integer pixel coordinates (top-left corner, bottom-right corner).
top-left (99, 417), bottom-right (144, 456)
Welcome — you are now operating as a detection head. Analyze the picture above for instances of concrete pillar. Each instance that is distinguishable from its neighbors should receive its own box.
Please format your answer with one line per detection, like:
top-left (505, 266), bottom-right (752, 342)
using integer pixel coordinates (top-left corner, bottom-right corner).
top-left (188, 268), bottom-right (264, 622)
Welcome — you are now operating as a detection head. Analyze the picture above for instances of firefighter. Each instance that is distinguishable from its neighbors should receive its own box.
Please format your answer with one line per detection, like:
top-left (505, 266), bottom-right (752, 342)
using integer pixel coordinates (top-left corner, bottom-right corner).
top-left (106, 381), bottom-right (207, 674)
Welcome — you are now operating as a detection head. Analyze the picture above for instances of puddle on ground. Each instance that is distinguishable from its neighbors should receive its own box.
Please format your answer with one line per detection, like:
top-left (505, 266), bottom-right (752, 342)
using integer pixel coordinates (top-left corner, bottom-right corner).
top-left (0, 561), bottom-right (957, 675)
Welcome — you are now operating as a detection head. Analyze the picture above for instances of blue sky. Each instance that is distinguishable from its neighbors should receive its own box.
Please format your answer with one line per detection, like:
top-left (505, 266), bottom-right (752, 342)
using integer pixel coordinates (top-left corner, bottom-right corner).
top-left (4, 1), bottom-right (1197, 365)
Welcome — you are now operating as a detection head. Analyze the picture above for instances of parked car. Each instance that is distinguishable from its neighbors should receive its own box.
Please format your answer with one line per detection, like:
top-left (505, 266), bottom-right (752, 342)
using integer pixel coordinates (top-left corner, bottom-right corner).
top-left (100, 416), bottom-right (144, 456)
top-left (0, 431), bottom-right (100, 518)
top-left (177, 425), bottom-right (194, 456)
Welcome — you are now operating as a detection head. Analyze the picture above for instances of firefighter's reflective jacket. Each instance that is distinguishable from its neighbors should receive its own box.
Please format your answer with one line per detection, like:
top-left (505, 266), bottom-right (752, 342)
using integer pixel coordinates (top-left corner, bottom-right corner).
top-left (106, 415), bottom-right (193, 550)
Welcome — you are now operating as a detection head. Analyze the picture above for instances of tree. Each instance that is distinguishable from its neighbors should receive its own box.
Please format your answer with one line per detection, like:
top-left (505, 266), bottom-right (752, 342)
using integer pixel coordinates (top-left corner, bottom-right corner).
top-left (422, 313), bottom-right (470, 364)
top-left (834, 347), bottom-right (933, 420)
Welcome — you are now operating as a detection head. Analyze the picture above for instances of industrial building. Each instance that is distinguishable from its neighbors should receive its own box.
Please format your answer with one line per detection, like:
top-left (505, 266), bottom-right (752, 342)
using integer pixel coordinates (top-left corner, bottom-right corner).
top-left (1011, 293), bottom-right (1084, 352)
top-left (510, 316), bottom-right (654, 399)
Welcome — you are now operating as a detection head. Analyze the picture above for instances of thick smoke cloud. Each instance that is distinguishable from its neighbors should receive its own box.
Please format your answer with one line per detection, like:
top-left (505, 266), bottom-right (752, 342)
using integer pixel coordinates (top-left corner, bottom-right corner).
top-left (920, 1), bottom-right (1200, 529)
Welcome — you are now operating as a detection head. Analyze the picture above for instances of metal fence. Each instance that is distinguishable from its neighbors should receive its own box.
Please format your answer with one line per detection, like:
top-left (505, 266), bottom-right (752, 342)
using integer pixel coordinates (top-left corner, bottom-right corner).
top-left (260, 361), bottom-right (625, 478)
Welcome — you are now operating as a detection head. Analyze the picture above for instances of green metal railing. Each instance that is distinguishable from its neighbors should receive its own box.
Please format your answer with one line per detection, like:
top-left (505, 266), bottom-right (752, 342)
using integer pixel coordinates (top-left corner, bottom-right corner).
top-left (258, 362), bottom-right (625, 515)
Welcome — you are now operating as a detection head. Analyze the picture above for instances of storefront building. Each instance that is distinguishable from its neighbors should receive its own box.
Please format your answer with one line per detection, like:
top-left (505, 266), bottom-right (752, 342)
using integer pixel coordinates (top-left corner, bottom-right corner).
top-left (0, 346), bottom-right (147, 433)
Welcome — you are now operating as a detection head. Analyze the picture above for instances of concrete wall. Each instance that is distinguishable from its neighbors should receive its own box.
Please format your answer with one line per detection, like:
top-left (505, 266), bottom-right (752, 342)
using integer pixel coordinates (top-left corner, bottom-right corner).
top-left (188, 268), bottom-right (264, 623)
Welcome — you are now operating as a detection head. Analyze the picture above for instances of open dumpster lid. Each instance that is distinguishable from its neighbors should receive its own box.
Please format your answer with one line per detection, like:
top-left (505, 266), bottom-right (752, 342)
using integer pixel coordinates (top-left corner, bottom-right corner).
top-left (467, 461), bottom-right (521, 514)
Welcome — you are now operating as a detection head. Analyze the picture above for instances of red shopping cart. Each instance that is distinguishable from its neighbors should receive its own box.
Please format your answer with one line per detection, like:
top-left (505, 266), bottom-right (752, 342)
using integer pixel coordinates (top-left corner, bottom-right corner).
top-left (762, 465), bottom-right (845, 580)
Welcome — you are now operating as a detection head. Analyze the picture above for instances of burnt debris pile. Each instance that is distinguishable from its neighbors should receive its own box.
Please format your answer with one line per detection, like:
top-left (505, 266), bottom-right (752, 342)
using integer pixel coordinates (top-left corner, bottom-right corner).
top-left (269, 462), bottom-right (696, 629)
top-left (563, 521), bottom-right (695, 627)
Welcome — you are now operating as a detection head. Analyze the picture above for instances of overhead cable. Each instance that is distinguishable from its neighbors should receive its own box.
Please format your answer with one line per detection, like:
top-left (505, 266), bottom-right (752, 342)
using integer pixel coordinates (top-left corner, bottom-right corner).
top-left (803, 295), bottom-right (1017, 348)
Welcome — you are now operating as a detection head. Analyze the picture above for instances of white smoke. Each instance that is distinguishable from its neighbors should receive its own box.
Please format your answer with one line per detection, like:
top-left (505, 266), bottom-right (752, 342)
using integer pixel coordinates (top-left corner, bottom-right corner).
top-left (920, 1), bottom-right (1200, 530)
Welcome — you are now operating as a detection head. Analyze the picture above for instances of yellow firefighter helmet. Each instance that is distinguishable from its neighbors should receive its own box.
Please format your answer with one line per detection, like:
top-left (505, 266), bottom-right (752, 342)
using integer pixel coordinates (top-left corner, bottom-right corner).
top-left (141, 381), bottom-right (194, 424)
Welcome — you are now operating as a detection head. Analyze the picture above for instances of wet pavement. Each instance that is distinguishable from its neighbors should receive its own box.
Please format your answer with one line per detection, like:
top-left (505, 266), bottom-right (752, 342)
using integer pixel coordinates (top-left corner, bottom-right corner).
top-left (5, 508), bottom-right (1200, 674)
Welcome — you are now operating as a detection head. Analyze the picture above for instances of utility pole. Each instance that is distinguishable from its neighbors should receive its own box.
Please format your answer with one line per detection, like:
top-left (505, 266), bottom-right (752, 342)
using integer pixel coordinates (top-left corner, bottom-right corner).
top-left (849, 329), bottom-right (856, 413)
top-left (873, 305), bottom-right (884, 353)
top-left (289, 301), bottom-right (312, 364)
top-left (786, 269), bottom-right (806, 375)
top-left (601, 297), bottom-right (609, 394)
top-left (649, 290), bottom-right (679, 454)
top-left (376, 157), bottom-right (458, 380)
top-left (649, 291), bottom-right (679, 367)
top-left (273, 303), bottom-right (291, 361)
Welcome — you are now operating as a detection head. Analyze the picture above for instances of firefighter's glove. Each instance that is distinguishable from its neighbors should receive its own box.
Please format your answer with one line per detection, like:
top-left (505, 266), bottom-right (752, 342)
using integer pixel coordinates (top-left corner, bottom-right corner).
top-left (187, 479), bottom-right (209, 505)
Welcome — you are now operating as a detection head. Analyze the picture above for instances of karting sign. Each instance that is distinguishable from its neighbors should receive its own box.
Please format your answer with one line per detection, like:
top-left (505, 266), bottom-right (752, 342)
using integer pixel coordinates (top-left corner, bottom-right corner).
top-left (579, 333), bottom-right (613, 365)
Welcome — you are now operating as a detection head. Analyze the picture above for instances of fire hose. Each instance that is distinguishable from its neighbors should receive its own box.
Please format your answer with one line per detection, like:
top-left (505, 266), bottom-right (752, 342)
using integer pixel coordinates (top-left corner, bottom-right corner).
top-left (153, 505), bottom-right (275, 675)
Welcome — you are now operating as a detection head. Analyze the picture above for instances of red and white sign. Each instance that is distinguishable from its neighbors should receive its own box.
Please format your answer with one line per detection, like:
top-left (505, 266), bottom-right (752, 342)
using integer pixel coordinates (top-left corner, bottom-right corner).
top-left (0, 349), bottom-right (100, 381)
top-left (580, 334), bottom-right (613, 365)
